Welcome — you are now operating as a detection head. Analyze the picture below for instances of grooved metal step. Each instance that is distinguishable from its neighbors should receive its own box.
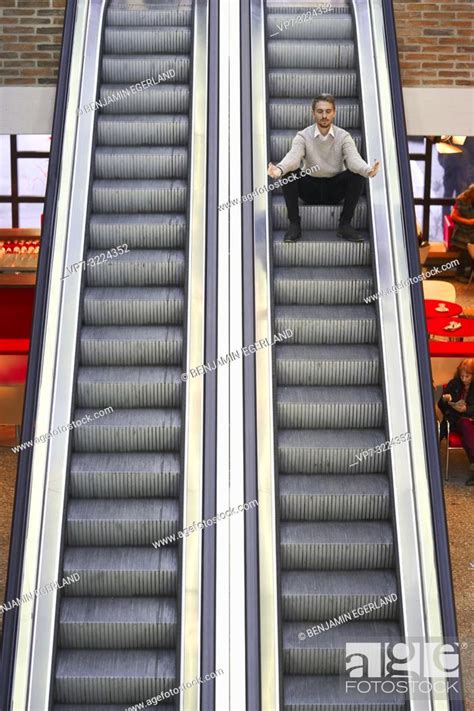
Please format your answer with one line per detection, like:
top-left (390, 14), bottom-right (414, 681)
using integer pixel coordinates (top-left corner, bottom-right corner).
top-left (58, 597), bottom-right (178, 648)
top-left (274, 305), bottom-right (377, 345)
top-left (269, 69), bottom-right (357, 97)
top-left (268, 40), bottom-right (355, 69)
top-left (95, 147), bottom-right (188, 179)
top-left (72, 408), bottom-right (181, 453)
top-left (281, 570), bottom-right (398, 621)
top-left (274, 266), bottom-right (373, 304)
top-left (275, 345), bottom-right (380, 385)
top-left (92, 180), bottom-right (187, 213)
top-left (104, 26), bottom-right (191, 54)
top-left (77, 366), bottom-right (182, 408)
top-left (83, 287), bottom-right (185, 326)
top-left (80, 326), bottom-right (183, 366)
top-left (55, 649), bottom-right (176, 704)
top-left (279, 474), bottom-right (390, 521)
top-left (267, 12), bottom-right (353, 40)
top-left (67, 499), bottom-right (179, 546)
top-left (282, 621), bottom-right (401, 674)
top-left (89, 214), bottom-right (186, 249)
top-left (273, 231), bottom-right (370, 267)
top-left (101, 54), bottom-right (189, 84)
top-left (69, 453), bottom-right (180, 499)
top-left (277, 386), bottom-right (383, 428)
top-left (62, 547), bottom-right (178, 596)
top-left (97, 115), bottom-right (188, 146)
top-left (85, 249), bottom-right (185, 287)
top-left (272, 196), bottom-right (368, 230)
top-left (100, 83), bottom-right (190, 114)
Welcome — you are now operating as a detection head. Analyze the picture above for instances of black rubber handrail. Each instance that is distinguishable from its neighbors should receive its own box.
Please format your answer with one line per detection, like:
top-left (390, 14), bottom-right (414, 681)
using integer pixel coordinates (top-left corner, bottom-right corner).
top-left (0, 1), bottom-right (78, 706)
top-left (381, 2), bottom-right (464, 708)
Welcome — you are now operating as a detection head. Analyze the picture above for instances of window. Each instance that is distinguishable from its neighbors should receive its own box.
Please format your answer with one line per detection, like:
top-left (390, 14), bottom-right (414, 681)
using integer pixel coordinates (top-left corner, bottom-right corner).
top-left (0, 135), bottom-right (50, 228)
top-left (408, 136), bottom-right (474, 244)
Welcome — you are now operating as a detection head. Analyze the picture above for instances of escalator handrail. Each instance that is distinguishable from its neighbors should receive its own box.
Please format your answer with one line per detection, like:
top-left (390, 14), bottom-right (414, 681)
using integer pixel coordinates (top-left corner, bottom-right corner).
top-left (0, 2), bottom-right (78, 706)
top-left (381, 3), bottom-right (463, 707)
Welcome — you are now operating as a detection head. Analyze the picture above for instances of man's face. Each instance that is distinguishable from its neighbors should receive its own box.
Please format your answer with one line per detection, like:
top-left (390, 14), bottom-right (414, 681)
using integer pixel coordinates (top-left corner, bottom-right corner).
top-left (313, 100), bottom-right (336, 130)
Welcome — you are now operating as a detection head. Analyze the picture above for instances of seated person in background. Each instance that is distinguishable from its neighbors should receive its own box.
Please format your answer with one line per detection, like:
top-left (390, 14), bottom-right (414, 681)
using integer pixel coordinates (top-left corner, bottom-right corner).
top-left (438, 358), bottom-right (474, 485)
top-left (451, 184), bottom-right (474, 282)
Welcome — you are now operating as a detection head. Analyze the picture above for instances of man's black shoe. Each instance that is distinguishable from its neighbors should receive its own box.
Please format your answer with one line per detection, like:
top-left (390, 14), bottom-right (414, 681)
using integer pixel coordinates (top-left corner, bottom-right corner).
top-left (337, 223), bottom-right (364, 242)
top-left (284, 222), bottom-right (302, 243)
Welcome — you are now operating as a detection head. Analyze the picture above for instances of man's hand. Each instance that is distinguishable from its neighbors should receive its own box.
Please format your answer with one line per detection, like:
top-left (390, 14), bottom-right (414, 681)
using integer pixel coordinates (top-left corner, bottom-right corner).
top-left (268, 162), bottom-right (282, 179)
top-left (367, 160), bottom-right (380, 178)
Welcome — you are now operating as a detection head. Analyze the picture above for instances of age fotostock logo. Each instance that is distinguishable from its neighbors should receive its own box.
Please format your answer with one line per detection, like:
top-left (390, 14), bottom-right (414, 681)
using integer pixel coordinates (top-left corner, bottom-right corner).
top-left (345, 641), bottom-right (460, 698)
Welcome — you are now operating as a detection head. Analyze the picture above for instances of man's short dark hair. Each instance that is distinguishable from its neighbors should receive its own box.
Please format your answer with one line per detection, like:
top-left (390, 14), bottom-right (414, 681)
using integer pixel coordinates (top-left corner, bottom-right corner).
top-left (312, 94), bottom-right (336, 111)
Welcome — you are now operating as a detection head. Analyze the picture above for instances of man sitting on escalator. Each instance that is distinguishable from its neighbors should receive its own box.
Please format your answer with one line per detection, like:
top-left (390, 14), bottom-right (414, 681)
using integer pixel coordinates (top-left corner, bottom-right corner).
top-left (267, 93), bottom-right (380, 243)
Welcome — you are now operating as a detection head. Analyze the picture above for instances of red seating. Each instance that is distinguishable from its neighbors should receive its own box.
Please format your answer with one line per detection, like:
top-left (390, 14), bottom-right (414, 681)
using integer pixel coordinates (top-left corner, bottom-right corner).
top-left (448, 431), bottom-right (463, 448)
top-left (430, 341), bottom-right (474, 358)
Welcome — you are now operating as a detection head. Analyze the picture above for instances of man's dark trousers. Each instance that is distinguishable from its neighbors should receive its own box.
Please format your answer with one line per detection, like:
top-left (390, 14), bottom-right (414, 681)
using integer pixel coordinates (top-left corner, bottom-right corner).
top-left (282, 169), bottom-right (364, 226)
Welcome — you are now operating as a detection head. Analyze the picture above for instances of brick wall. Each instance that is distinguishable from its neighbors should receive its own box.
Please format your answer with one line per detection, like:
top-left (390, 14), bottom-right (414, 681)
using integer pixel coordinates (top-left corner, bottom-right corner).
top-left (393, 1), bottom-right (474, 86)
top-left (0, 0), bottom-right (473, 87)
top-left (0, 0), bottom-right (66, 86)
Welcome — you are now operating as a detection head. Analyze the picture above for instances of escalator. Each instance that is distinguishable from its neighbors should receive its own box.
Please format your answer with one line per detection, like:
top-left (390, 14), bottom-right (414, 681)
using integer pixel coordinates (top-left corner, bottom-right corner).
top-left (264, 3), bottom-right (408, 708)
top-left (53, 1), bottom-right (193, 705)
top-left (1, 0), bottom-right (212, 708)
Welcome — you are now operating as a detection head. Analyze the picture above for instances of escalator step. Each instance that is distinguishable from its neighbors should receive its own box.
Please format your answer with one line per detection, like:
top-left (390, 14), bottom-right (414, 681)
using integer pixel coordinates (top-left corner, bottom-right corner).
top-left (274, 266), bottom-right (373, 305)
top-left (72, 408), bottom-right (181, 453)
top-left (275, 344), bottom-right (380, 385)
top-left (267, 12), bottom-right (353, 41)
top-left (85, 249), bottom-right (185, 288)
top-left (101, 54), bottom-right (189, 84)
top-left (83, 287), bottom-right (184, 326)
top-left (270, 97), bottom-right (359, 129)
top-left (280, 521), bottom-right (394, 570)
top-left (100, 83), bottom-right (189, 114)
top-left (281, 569), bottom-right (398, 620)
top-left (107, 0), bottom-right (192, 28)
top-left (268, 40), bottom-right (355, 69)
top-left (69, 452), bottom-right (180, 499)
top-left (59, 597), bottom-right (177, 648)
top-left (95, 147), bottom-right (188, 179)
top-left (67, 499), bottom-right (180, 546)
top-left (278, 428), bottom-right (387, 473)
top-left (77, 366), bottom-right (182, 408)
top-left (97, 115), bottom-right (188, 146)
top-left (277, 386), bottom-right (383, 429)
top-left (62, 547), bottom-right (178, 596)
top-left (55, 649), bottom-right (175, 704)
top-left (272, 196), bottom-right (367, 230)
top-left (283, 621), bottom-right (401, 674)
top-left (89, 213), bottom-right (186, 249)
top-left (80, 326), bottom-right (183, 366)
top-left (275, 304), bottom-right (377, 345)
top-left (269, 69), bottom-right (357, 98)
top-left (104, 26), bottom-right (191, 54)
top-left (279, 474), bottom-right (390, 521)
top-left (284, 674), bottom-right (405, 710)
top-left (92, 179), bottom-right (187, 213)
top-left (273, 231), bottom-right (370, 267)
